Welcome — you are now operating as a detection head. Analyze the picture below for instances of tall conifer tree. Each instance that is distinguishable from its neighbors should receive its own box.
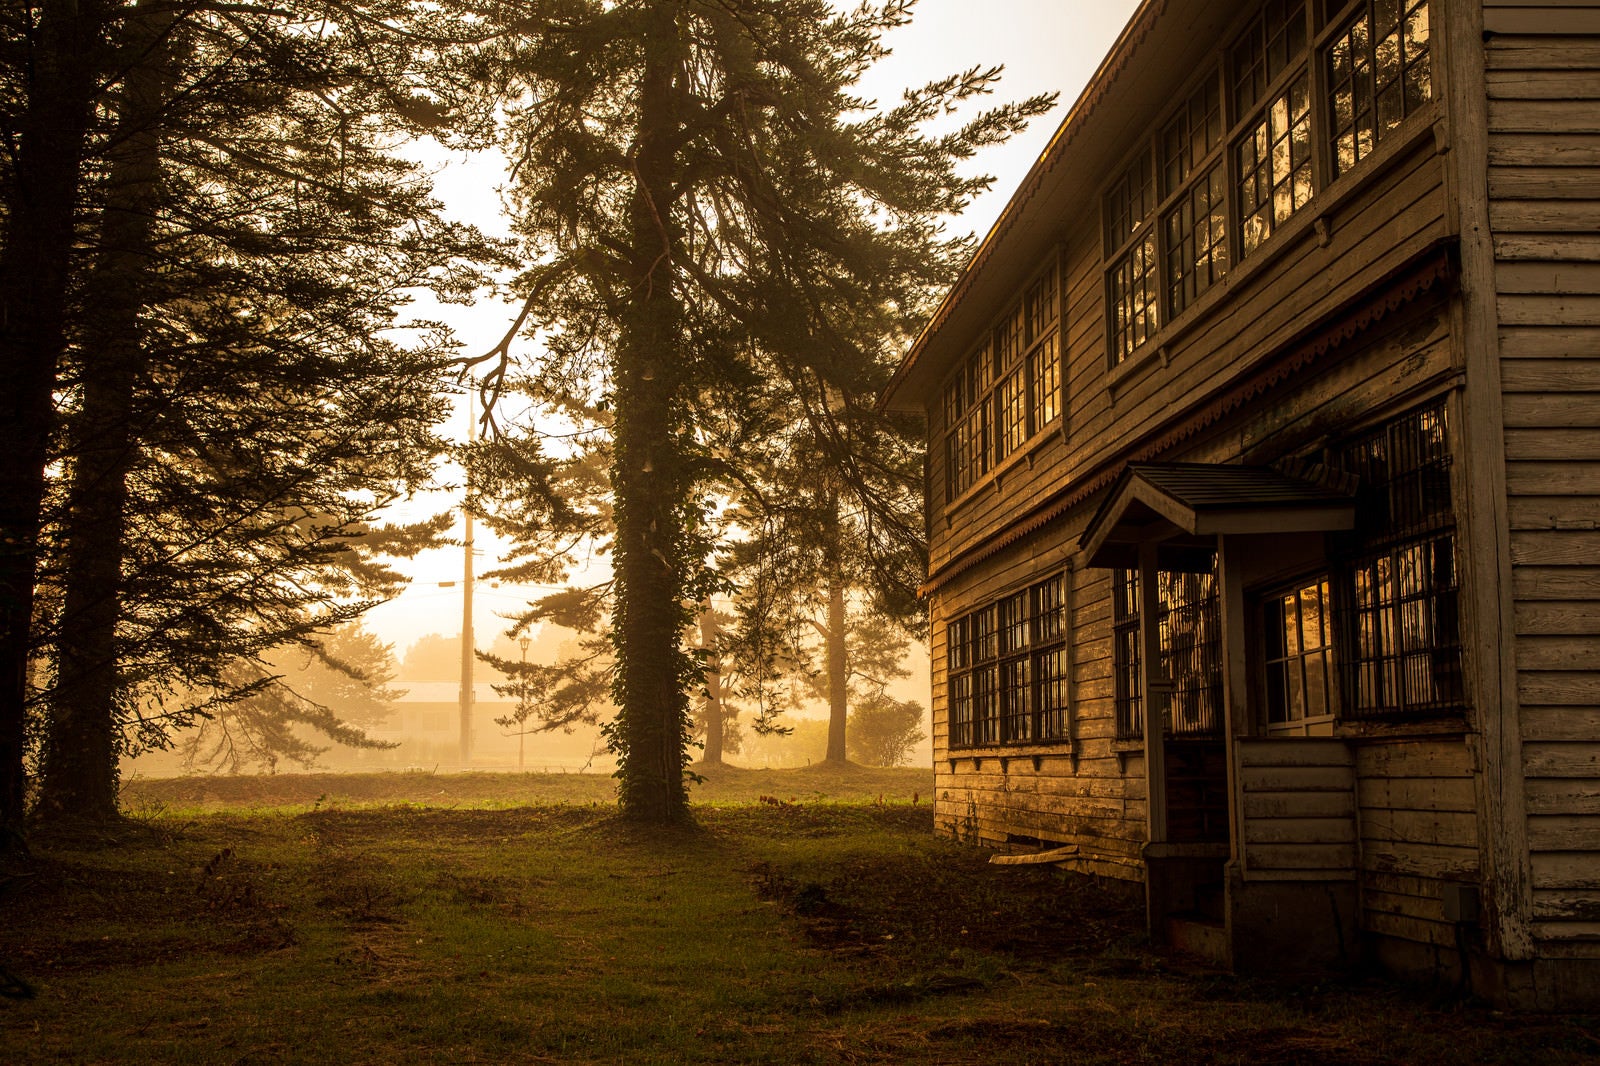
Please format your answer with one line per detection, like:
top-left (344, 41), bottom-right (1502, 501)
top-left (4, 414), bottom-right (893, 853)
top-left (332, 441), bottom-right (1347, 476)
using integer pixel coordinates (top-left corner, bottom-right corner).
top-left (471, 0), bottom-right (1052, 820)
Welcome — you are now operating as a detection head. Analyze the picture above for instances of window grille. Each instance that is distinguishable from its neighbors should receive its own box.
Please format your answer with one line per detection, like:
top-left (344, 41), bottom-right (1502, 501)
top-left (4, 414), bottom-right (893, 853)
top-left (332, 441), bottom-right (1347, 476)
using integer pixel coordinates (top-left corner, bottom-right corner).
top-left (1112, 563), bottom-right (1223, 741)
top-left (1335, 399), bottom-right (1465, 719)
top-left (1161, 569), bottom-right (1223, 737)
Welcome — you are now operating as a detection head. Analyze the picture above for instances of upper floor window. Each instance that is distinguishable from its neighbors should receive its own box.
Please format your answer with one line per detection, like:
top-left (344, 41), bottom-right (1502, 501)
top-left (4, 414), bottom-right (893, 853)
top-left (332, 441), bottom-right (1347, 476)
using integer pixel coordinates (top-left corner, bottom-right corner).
top-left (943, 259), bottom-right (1060, 500)
top-left (1326, 0), bottom-right (1432, 177)
top-left (1102, 0), bottom-right (1432, 368)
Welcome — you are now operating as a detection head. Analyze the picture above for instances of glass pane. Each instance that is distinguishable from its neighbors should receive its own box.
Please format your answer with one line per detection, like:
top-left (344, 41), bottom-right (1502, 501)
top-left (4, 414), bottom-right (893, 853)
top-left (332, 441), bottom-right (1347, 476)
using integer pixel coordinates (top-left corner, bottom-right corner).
top-left (1306, 650), bottom-right (1329, 718)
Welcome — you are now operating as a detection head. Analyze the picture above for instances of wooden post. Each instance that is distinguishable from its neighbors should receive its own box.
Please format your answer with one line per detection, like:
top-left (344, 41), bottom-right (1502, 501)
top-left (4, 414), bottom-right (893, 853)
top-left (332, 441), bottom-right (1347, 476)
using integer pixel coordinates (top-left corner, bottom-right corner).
top-left (1216, 535), bottom-right (1249, 863)
top-left (1138, 541), bottom-right (1167, 845)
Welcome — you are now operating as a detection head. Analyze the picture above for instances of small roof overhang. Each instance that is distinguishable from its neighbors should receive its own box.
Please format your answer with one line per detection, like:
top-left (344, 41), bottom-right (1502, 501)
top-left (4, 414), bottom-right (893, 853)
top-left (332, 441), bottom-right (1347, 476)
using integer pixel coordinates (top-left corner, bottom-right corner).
top-left (1080, 463), bottom-right (1358, 570)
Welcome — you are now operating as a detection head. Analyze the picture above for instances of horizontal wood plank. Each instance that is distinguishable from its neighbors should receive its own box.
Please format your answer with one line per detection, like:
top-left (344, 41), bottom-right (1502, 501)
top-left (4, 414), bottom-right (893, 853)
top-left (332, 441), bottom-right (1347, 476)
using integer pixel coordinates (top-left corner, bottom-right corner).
top-left (1490, 132), bottom-right (1600, 167)
top-left (1510, 530), bottom-right (1600, 564)
top-left (1523, 740), bottom-right (1600, 776)
top-left (1359, 808), bottom-right (1478, 848)
top-left (1495, 234), bottom-right (1600, 262)
top-left (1520, 671), bottom-right (1600, 705)
top-left (1243, 790), bottom-right (1357, 820)
top-left (1503, 427), bottom-right (1600, 459)
top-left (1529, 814), bottom-right (1600, 851)
top-left (1497, 260), bottom-right (1600, 294)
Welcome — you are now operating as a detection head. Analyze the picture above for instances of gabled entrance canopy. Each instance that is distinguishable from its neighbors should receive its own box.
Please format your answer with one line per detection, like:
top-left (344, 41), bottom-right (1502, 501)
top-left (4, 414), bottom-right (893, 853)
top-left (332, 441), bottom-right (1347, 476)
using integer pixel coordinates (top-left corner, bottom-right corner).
top-left (1080, 462), bottom-right (1358, 568)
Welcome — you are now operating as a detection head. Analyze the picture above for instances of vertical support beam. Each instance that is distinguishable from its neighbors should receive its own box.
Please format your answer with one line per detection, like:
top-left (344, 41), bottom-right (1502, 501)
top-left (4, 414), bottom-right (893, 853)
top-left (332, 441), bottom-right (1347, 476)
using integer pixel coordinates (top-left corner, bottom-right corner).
top-left (1216, 535), bottom-right (1250, 864)
top-left (1138, 541), bottom-right (1167, 845)
top-left (1440, 0), bottom-right (1533, 961)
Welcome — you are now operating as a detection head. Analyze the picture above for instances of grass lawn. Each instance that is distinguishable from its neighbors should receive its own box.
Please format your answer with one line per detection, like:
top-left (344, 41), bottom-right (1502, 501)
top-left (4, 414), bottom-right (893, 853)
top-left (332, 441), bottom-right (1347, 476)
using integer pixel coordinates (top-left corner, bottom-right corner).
top-left (3, 770), bottom-right (1597, 1064)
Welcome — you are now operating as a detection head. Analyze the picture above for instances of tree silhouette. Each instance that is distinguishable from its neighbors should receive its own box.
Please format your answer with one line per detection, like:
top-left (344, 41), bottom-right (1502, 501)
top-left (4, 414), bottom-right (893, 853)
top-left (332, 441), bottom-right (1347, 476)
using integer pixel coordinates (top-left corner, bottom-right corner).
top-left (467, 0), bottom-right (1052, 820)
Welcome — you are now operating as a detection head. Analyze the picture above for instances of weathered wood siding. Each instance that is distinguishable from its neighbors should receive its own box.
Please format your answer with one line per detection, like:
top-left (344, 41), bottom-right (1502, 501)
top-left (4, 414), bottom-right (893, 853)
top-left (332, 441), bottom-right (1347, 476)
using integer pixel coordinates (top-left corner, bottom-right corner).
top-left (1487, 16), bottom-right (1600, 945)
top-left (1235, 738), bottom-right (1357, 880)
top-left (1357, 739), bottom-right (1481, 949)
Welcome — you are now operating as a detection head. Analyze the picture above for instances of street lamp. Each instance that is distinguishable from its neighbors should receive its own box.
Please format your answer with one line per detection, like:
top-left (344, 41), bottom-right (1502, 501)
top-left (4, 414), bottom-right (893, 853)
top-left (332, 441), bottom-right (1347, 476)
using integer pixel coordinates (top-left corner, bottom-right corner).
top-left (517, 634), bottom-right (532, 773)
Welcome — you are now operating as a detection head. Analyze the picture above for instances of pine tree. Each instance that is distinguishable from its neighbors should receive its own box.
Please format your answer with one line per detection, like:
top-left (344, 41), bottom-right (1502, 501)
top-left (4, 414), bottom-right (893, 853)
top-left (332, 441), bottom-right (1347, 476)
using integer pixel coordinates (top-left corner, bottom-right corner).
top-left (470, 0), bottom-right (1052, 821)
top-left (0, 0), bottom-right (115, 847)
top-left (17, 0), bottom-right (499, 823)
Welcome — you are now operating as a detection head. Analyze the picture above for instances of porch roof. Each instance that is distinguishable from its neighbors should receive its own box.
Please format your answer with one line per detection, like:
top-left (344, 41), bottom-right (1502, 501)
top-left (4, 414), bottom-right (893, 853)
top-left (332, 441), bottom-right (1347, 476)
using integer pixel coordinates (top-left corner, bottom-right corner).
top-left (1080, 462), bottom-right (1357, 569)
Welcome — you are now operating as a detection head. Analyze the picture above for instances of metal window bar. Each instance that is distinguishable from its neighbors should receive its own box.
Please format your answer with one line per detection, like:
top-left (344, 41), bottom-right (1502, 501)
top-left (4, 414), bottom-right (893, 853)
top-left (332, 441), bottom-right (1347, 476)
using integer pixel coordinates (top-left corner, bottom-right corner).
top-left (1336, 399), bottom-right (1465, 719)
top-left (1112, 564), bottom-right (1223, 741)
top-left (1159, 568), bottom-right (1224, 738)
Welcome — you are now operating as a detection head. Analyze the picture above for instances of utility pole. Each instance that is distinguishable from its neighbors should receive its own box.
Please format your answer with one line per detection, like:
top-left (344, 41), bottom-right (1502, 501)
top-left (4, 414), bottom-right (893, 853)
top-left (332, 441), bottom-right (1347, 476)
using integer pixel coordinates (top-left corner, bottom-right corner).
top-left (517, 633), bottom-right (532, 772)
top-left (459, 382), bottom-right (476, 771)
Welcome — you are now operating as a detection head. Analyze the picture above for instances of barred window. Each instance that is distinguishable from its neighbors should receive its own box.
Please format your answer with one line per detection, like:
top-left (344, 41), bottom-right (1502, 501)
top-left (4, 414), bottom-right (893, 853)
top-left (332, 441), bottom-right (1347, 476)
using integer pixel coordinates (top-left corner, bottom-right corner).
top-left (948, 573), bottom-right (1070, 749)
top-left (1112, 563), bottom-right (1223, 741)
top-left (1327, 0), bottom-right (1432, 178)
top-left (1335, 399), bottom-right (1463, 718)
top-left (1161, 569), bottom-right (1223, 737)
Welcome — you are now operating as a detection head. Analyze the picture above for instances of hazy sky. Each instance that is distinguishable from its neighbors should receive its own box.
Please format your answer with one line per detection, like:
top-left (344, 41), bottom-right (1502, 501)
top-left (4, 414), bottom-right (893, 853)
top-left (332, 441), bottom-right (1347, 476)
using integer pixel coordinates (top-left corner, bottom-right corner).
top-left (364, 0), bottom-right (1144, 655)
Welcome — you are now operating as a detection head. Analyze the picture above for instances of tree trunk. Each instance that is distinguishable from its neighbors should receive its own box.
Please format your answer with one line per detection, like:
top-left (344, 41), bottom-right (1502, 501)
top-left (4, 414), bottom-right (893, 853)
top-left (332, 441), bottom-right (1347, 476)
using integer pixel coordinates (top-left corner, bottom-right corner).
top-left (612, 4), bottom-right (689, 821)
top-left (700, 605), bottom-right (723, 766)
top-left (825, 568), bottom-right (849, 764)
top-left (38, 3), bottom-right (174, 823)
top-left (0, 0), bottom-right (107, 846)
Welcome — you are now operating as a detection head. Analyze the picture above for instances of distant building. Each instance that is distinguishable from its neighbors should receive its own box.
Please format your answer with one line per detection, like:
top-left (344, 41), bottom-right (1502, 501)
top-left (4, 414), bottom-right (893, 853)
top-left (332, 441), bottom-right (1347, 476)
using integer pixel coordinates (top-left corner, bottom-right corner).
top-left (882, 0), bottom-right (1599, 1008)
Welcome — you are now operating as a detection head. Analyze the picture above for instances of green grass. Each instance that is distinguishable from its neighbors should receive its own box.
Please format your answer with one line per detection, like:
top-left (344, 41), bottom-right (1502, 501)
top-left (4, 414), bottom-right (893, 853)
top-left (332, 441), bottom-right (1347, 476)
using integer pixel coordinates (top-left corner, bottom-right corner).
top-left (3, 775), bottom-right (1598, 1064)
top-left (118, 761), bottom-right (932, 815)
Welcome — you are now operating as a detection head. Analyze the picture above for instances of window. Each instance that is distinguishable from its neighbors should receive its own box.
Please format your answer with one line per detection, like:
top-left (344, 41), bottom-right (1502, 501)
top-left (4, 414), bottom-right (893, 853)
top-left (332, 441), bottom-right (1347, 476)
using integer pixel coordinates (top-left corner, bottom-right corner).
top-left (1265, 577), bottom-right (1338, 735)
top-left (943, 340), bottom-right (991, 499)
top-left (941, 259), bottom-right (1061, 500)
top-left (1327, 0), bottom-right (1432, 177)
top-left (1105, 153), bottom-right (1159, 366)
top-left (948, 573), bottom-right (1070, 749)
top-left (1100, 0), bottom-right (1434, 365)
top-left (1335, 399), bottom-right (1463, 718)
top-left (1236, 71), bottom-right (1313, 256)
top-left (1112, 563), bottom-right (1224, 741)
top-left (1112, 570), bottom-right (1144, 739)
top-left (1163, 71), bottom-right (1229, 319)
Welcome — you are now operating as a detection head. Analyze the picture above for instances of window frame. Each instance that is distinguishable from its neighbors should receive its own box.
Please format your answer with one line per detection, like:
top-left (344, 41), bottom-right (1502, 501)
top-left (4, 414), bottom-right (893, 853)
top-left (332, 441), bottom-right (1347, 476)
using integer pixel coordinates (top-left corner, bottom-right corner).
top-left (939, 254), bottom-right (1063, 504)
top-left (946, 571), bottom-right (1071, 751)
top-left (1330, 397), bottom-right (1465, 721)
top-left (1111, 562), bottom-right (1225, 742)
top-left (1099, 0), bottom-right (1434, 371)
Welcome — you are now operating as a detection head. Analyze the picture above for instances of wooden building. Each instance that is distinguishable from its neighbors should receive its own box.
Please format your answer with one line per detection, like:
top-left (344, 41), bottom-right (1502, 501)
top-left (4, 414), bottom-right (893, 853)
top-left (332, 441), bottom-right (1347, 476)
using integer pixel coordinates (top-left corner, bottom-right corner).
top-left (881, 0), bottom-right (1599, 1008)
